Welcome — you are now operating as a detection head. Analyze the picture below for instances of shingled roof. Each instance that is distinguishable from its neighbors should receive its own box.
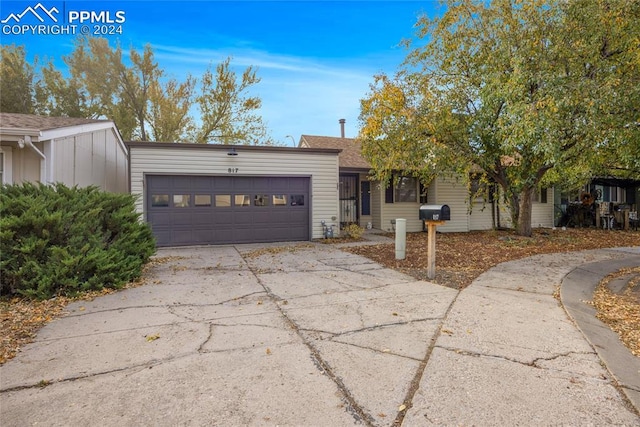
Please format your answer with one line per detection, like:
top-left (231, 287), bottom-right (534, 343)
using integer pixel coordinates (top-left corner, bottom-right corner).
top-left (300, 135), bottom-right (370, 170)
top-left (0, 113), bottom-right (107, 131)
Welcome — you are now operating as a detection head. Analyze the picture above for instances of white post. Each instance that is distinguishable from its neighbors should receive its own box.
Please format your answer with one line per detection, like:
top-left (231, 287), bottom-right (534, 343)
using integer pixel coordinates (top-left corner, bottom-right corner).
top-left (395, 218), bottom-right (406, 260)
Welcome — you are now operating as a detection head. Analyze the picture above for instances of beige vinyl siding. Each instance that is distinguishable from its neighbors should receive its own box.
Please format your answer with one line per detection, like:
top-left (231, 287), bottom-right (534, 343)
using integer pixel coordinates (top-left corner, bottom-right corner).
top-left (381, 201), bottom-right (423, 232)
top-left (531, 187), bottom-right (554, 228)
top-left (468, 200), bottom-right (495, 231)
top-left (129, 145), bottom-right (339, 240)
top-left (428, 175), bottom-right (470, 232)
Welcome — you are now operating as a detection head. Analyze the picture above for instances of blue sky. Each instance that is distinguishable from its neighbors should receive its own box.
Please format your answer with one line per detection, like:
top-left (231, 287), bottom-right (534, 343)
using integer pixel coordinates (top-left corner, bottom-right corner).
top-left (1, 1), bottom-right (441, 144)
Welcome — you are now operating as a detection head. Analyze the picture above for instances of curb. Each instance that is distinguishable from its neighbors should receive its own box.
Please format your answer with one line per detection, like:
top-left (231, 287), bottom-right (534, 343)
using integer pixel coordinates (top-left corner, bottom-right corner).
top-left (561, 251), bottom-right (640, 415)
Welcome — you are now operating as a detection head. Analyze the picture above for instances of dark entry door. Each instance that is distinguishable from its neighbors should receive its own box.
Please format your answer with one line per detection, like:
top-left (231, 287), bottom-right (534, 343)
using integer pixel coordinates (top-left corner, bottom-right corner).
top-left (361, 181), bottom-right (371, 216)
top-left (339, 174), bottom-right (358, 226)
top-left (147, 175), bottom-right (310, 246)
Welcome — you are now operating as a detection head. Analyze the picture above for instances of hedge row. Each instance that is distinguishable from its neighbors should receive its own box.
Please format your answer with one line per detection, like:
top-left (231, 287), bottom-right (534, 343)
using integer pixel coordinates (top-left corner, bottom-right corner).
top-left (0, 183), bottom-right (156, 300)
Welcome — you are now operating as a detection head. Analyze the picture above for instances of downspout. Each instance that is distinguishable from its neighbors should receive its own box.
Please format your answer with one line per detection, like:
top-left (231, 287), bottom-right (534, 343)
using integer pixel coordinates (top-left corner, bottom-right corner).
top-left (19, 135), bottom-right (47, 184)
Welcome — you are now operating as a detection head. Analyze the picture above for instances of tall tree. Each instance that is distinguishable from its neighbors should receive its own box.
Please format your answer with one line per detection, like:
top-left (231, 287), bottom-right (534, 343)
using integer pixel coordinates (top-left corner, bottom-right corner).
top-left (194, 58), bottom-right (274, 145)
top-left (34, 60), bottom-right (88, 117)
top-left (32, 37), bottom-right (274, 144)
top-left (359, 0), bottom-right (640, 236)
top-left (148, 76), bottom-right (196, 142)
top-left (64, 37), bottom-right (160, 140)
top-left (0, 44), bottom-right (35, 114)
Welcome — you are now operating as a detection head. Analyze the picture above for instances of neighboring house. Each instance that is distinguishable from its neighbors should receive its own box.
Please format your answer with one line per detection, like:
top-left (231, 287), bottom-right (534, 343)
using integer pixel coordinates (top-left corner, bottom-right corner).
top-left (0, 113), bottom-right (128, 192)
top-left (127, 141), bottom-right (340, 246)
top-left (300, 122), bottom-right (554, 233)
top-left (555, 176), bottom-right (639, 228)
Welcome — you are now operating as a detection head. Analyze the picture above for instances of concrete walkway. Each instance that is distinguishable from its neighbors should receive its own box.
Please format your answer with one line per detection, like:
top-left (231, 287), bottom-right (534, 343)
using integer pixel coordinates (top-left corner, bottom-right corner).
top-left (0, 243), bottom-right (638, 426)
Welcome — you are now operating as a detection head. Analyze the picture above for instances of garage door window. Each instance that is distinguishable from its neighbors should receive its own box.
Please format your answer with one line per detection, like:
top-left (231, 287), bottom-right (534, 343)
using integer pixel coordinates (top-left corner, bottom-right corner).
top-left (291, 195), bottom-right (305, 206)
top-left (151, 194), bottom-right (169, 207)
top-left (195, 195), bottom-right (212, 206)
top-left (235, 195), bottom-right (251, 206)
top-left (215, 194), bottom-right (231, 207)
top-left (273, 195), bottom-right (287, 206)
top-left (254, 195), bottom-right (268, 206)
top-left (173, 195), bottom-right (190, 207)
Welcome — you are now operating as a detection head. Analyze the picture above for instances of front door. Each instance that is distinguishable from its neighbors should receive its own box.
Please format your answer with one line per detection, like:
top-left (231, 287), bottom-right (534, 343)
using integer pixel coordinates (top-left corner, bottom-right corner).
top-left (339, 174), bottom-right (358, 227)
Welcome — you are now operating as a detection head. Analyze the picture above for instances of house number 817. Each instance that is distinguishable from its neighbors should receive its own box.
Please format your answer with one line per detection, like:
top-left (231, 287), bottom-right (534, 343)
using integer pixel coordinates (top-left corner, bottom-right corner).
top-left (228, 168), bottom-right (239, 173)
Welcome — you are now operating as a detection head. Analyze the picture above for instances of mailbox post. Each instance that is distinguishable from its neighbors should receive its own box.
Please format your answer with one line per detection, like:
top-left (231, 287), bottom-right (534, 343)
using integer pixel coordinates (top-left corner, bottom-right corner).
top-left (419, 205), bottom-right (450, 280)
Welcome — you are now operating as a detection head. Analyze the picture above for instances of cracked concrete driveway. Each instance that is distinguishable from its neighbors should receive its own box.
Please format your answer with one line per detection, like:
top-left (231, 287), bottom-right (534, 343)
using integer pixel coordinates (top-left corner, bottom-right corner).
top-left (1, 243), bottom-right (638, 426)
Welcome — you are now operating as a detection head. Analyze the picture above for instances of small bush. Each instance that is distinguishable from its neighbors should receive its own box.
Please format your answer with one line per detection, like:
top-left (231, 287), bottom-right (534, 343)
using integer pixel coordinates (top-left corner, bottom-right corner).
top-left (343, 224), bottom-right (364, 239)
top-left (0, 183), bottom-right (156, 300)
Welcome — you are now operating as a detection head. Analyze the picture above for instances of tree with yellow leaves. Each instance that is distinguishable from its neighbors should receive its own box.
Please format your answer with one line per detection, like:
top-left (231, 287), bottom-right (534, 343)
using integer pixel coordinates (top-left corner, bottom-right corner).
top-left (359, 0), bottom-right (639, 236)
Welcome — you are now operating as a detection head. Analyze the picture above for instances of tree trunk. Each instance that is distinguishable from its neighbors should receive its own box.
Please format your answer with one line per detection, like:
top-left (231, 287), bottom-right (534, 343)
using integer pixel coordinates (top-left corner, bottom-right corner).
top-left (516, 187), bottom-right (534, 237)
top-left (509, 191), bottom-right (520, 232)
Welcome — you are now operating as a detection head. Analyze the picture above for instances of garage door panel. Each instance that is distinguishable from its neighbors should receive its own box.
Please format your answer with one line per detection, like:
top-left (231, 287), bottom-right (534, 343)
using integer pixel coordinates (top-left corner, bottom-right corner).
top-left (147, 175), bottom-right (310, 246)
top-left (192, 211), bottom-right (214, 226)
top-left (171, 212), bottom-right (193, 226)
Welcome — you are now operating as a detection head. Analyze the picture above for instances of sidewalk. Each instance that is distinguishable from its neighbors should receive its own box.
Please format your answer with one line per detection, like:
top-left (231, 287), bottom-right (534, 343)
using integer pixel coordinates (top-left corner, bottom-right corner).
top-left (0, 243), bottom-right (638, 426)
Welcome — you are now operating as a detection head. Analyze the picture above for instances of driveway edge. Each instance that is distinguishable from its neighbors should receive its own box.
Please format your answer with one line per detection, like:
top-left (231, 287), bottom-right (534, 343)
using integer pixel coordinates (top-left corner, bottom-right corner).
top-left (560, 249), bottom-right (640, 415)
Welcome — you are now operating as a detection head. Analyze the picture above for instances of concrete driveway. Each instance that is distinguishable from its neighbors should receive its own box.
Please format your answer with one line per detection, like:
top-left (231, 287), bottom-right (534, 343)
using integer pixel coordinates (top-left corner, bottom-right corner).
top-left (1, 242), bottom-right (638, 426)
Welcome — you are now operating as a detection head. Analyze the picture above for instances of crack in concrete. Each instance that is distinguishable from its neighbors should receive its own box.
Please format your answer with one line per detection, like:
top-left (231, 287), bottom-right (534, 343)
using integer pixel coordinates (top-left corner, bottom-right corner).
top-left (435, 345), bottom-right (598, 371)
top-left (297, 317), bottom-right (445, 341)
top-left (391, 291), bottom-right (462, 427)
top-left (328, 339), bottom-right (423, 362)
top-left (61, 290), bottom-right (267, 320)
top-left (0, 357), bottom-right (172, 393)
top-left (238, 247), bottom-right (376, 427)
top-left (198, 323), bottom-right (215, 353)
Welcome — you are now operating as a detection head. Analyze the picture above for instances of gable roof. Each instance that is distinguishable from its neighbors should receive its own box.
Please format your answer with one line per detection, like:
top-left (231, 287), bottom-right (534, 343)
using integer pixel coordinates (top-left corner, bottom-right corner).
top-left (0, 113), bottom-right (121, 145)
top-left (300, 135), bottom-right (370, 170)
top-left (0, 113), bottom-right (106, 131)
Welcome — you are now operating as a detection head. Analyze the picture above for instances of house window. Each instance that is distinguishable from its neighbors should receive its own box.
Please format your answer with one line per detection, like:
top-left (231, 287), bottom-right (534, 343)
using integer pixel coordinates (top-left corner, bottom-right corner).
top-left (469, 174), bottom-right (489, 202)
top-left (385, 175), bottom-right (419, 203)
top-left (532, 188), bottom-right (548, 203)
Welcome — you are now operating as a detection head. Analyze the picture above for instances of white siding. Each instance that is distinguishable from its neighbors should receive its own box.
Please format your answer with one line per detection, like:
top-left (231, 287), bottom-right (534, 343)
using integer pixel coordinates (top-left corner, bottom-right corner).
top-left (381, 201), bottom-right (423, 232)
top-left (428, 175), bottom-right (470, 232)
top-left (531, 187), bottom-right (554, 228)
top-left (10, 144), bottom-right (41, 184)
top-left (129, 145), bottom-right (339, 240)
top-left (367, 173), bottom-right (554, 232)
top-left (50, 128), bottom-right (128, 193)
top-left (54, 136), bottom-right (75, 185)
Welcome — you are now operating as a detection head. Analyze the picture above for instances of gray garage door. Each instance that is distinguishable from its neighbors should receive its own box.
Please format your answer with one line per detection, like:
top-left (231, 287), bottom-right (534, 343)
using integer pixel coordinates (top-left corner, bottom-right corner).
top-left (147, 175), bottom-right (310, 246)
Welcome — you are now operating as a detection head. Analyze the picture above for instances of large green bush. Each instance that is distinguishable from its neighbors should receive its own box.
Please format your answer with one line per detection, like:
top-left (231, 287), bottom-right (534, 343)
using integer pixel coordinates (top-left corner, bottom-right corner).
top-left (0, 183), bottom-right (156, 299)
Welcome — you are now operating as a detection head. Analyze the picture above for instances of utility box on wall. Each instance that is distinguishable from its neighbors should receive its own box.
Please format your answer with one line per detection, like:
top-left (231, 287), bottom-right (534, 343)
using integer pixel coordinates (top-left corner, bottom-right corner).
top-left (419, 204), bottom-right (451, 221)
